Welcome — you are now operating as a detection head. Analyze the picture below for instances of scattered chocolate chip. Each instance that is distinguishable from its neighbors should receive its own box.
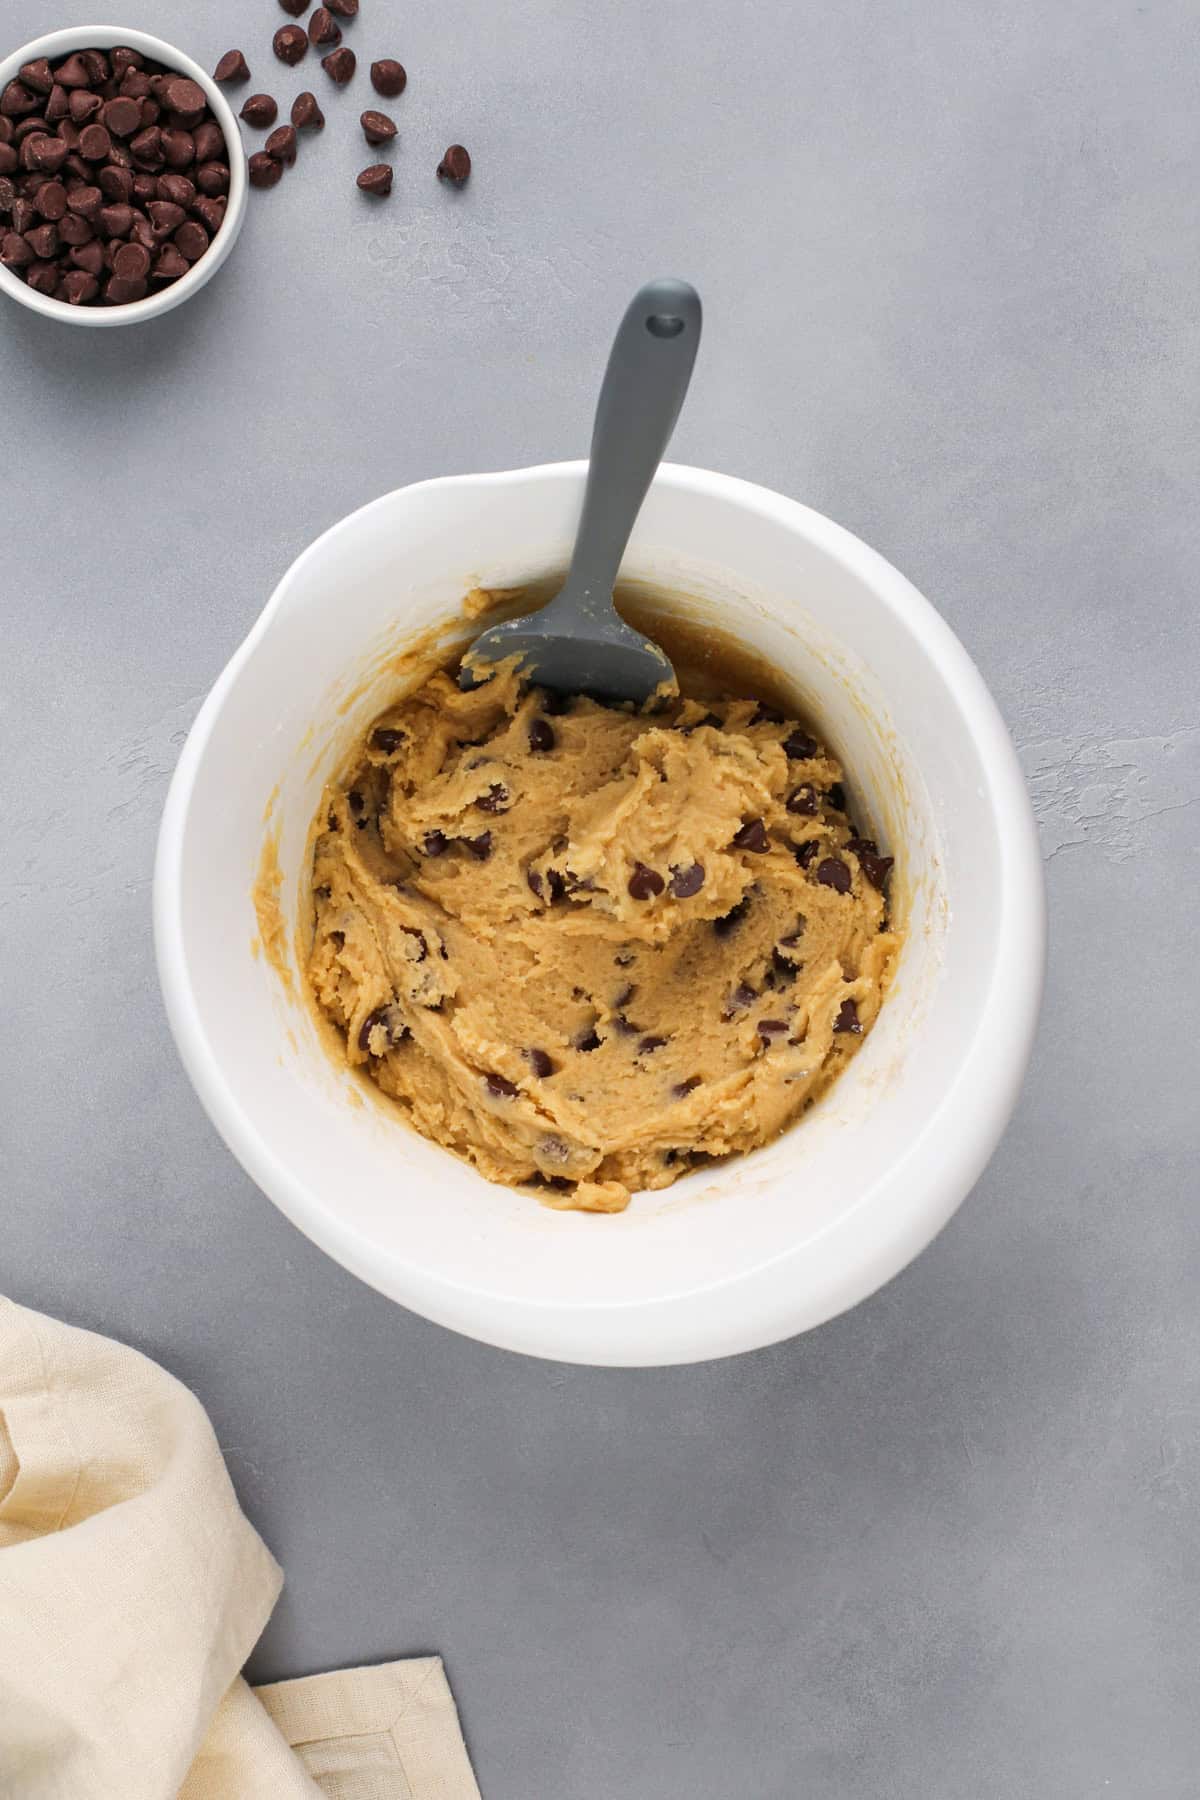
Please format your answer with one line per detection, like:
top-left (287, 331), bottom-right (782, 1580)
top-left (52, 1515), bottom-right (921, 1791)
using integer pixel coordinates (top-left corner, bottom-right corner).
top-left (627, 862), bottom-right (665, 900)
top-left (437, 143), bottom-right (471, 185)
top-left (815, 856), bottom-right (852, 893)
top-left (639, 1035), bottom-right (668, 1054)
top-left (786, 785), bottom-right (818, 816)
top-left (730, 817), bottom-right (770, 853)
top-left (356, 161), bottom-right (392, 196)
top-left (248, 151), bottom-right (283, 188)
top-left (757, 1018), bottom-right (788, 1042)
top-left (668, 861), bottom-right (704, 898)
top-left (826, 783), bottom-right (847, 812)
top-left (214, 50), bottom-right (251, 85)
top-left (463, 832), bottom-right (492, 861)
top-left (713, 896), bottom-right (751, 936)
top-left (575, 1030), bottom-right (602, 1053)
top-left (241, 93), bottom-right (278, 126)
top-left (783, 730), bottom-right (818, 760)
top-left (527, 1048), bottom-right (555, 1078)
top-left (834, 998), bottom-right (862, 1034)
top-left (292, 90), bottom-right (324, 130)
top-left (793, 840), bottom-right (820, 870)
top-left (323, 48), bottom-right (357, 84)
top-left (326, 0), bottom-right (360, 14)
top-left (278, 0), bottom-right (308, 13)
top-left (672, 1076), bottom-right (701, 1098)
top-left (475, 782), bottom-right (509, 813)
top-left (371, 59), bottom-right (407, 97)
top-left (361, 109), bottom-right (397, 145)
top-left (265, 124), bottom-right (298, 164)
top-left (310, 6), bottom-right (343, 44)
top-left (847, 837), bottom-right (894, 891)
top-left (274, 26), bottom-right (309, 66)
top-left (485, 1072), bottom-right (519, 1099)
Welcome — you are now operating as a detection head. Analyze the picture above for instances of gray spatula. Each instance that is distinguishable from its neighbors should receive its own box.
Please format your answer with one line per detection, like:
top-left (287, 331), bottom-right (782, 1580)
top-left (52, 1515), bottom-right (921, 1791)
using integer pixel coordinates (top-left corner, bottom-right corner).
top-left (461, 277), bottom-right (702, 703)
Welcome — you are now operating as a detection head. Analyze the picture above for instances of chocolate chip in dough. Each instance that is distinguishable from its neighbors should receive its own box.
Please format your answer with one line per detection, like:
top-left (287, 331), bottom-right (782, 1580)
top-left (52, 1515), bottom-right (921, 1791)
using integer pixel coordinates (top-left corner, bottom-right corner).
top-left (730, 817), bottom-right (769, 853)
top-left (782, 730), bottom-right (817, 760)
top-left (527, 1048), bottom-right (556, 1078)
top-left (356, 162), bottom-right (392, 196)
top-left (847, 837), bottom-right (894, 892)
top-left (825, 782), bottom-right (847, 812)
top-left (786, 785), bottom-right (818, 816)
top-left (371, 59), bottom-right (407, 97)
top-left (793, 840), bottom-right (819, 870)
top-left (672, 1076), bottom-right (701, 1099)
top-left (638, 1035), bottom-right (668, 1055)
top-left (668, 861), bottom-right (704, 898)
top-left (834, 998), bottom-right (862, 1034)
top-left (713, 896), bottom-right (751, 936)
top-left (528, 719), bottom-right (555, 752)
top-left (484, 1073), bottom-right (519, 1099)
top-left (475, 782), bottom-right (509, 813)
top-left (463, 831), bottom-right (492, 861)
top-left (815, 856), bottom-right (851, 893)
top-left (422, 830), bottom-right (447, 857)
top-left (575, 1030), bottom-right (602, 1054)
top-left (757, 1018), bottom-right (788, 1042)
top-left (627, 862), bottom-right (665, 900)
top-left (214, 50), bottom-right (251, 84)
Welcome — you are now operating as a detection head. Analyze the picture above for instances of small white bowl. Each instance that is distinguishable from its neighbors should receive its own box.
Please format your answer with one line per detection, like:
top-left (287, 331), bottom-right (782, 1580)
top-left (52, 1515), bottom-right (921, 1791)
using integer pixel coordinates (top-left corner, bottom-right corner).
top-left (155, 464), bottom-right (1045, 1366)
top-left (0, 26), bottom-right (246, 326)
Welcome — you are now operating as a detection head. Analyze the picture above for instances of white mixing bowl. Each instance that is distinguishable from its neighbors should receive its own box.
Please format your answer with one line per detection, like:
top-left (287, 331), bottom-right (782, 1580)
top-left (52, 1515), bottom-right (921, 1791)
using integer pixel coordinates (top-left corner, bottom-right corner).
top-left (154, 463), bottom-right (1044, 1365)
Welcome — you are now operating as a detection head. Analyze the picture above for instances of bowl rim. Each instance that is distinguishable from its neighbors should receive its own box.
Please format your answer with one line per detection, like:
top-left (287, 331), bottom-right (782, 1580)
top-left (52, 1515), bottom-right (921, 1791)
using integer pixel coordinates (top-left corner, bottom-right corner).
top-left (0, 25), bottom-right (247, 327)
top-left (154, 460), bottom-right (1046, 1364)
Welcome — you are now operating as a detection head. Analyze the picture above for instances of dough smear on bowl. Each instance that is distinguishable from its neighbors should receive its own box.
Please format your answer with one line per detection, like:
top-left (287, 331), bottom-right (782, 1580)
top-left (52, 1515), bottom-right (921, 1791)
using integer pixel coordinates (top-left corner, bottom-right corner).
top-left (306, 657), bottom-right (899, 1213)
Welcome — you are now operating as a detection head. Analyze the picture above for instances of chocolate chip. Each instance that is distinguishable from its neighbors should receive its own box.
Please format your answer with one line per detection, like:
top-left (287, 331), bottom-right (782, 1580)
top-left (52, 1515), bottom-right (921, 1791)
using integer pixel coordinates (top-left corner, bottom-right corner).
top-left (715, 896), bottom-right (752, 937)
top-left (78, 123), bottom-right (112, 164)
top-left (157, 171), bottom-right (194, 207)
top-left (0, 232), bottom-right (32, 268)
top-left (195, 162), bottom-right (229, 196)
top-left (575, 1030), bottom-right (602, 1053)
top-left (112, 238), bottom-right (150, 280)
top-left (526, 1048), bottom-right (555, 1078)
top-left (265, 124), bottom-right (298, 165)
top-left (356, 162), bottom-right (392, 196)
top-left (24, 136), bottom-right (69, 174)
top-left (43, 86), bottom-right (68, 123)
top-left (794, 840), bottom-right (819, 870)
top-left (463, 831), bottom-right (492, 861)
top-left (68, 91), bottom-right (103, 124)
top-left (668, 861), bottom-right (704, 898)
top-left (815, 856), bottom-right (851, 893)
top-left (323, 48), bottom-right (357, 84)
top-left (672, 1076), bottom-right (701, 1098)
top-left (98, 201), bottom-right (131, 236)
top-left (241, 93), bottom-right (278, 127)
top-left (129, 126), bottom-right (163, 169)
top-left (274, 27), bottom-right (309, 66)
top-left (151, 243), bottom-right (188, 281)
top-left (214, 51), bottom-right (251, 85)
top-left (786, 785), bottom-right (818, 816)
top-left (174, 219), bottom-right (208, 261)
top-left (104, 272), bottom-right (146, 303)
top-left (847, 837), bottom-right (894, 891)
top-left (361, 109), bottom-right (397, 146)
top-left (781, 730), bottom-right (817, 759)
top-left (437, 144), bottom-right (471, 185)
top-left (60, 267), bottom-right (98, 304)
top-left (194, 121), bottom-right (225, 161)
top-left (81, 52), bottom-right (110, 85)
top-left (2, 83), bottom-right (40, 119)
top-left (19, 59), bottom-right (54, 97)
top-left (57, 210), bottom-right (93, 246)
top-left (279, 0), bottom-right (309, 13)
top-left (371, 59), bottom-right (407, 96)
top-left (147, 199), bottom-right (184, 235)
top-left (25, 258), bottom-right (59, 293)
top-left (547, 869), bottom-right (566, 901)
top-left (528, 718), bottom-right (555, 752)
top-left (192, 194), bottom-right (226, 233)
top-left (358, 1007), bottom-right (389, 1051)
top-left (34, 179), bottom-right (67, 219)
top-left (771, 948), bottom-right (800, 983)
top-left (69, 240), bottom-right (104, 277)
top-left (723, 983), bottom-right (756, 1019)
top-left (159, 128), bottom-right (192, 170)
top-left (310, 7), bottom-right (343, 45)
top-left (627, 862), bottom-right (665, 900)
top-left (248, 151), bottom-right (283, 189)
top-left (326, 0), bottom-right (360, 14)
top-left (834, 998), bottom-right (862, 1034)
top-left (826, 783), bottom-right (847, 812)
top-left (24, 221), bottom-right (58, 258)
top-left (98, 164), bottom-right (132, 201)
top-left (638, 1035), bottom-right (668, 1054)
top-left (369, 727), bottom-right (402, 755)
top-left (484, 1072), bottom-right (519, 1099)
top-left (119, 70), bottom-right (152, 101)
top-left (730, 817), bottom-right (770, 853)
top-left (475, 782), bottom-right (509, 813)
top-left (422, 830), bottom-right (447, 857)
top-left (292, 91), bottom-right (324, 130)
top-left (757, 1018), bottom-right (788, 1042)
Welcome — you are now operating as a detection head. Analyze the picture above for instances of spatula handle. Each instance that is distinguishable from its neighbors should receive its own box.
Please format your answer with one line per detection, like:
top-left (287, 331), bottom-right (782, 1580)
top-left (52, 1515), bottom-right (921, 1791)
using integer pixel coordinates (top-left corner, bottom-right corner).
top-left (564, 278), bottom-right (702, 607)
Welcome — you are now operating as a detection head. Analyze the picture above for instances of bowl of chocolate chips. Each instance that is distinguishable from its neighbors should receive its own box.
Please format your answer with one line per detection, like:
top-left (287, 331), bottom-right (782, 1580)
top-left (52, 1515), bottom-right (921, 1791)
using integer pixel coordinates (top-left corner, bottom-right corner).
top-left (0, 28), bottom-right (246, 323)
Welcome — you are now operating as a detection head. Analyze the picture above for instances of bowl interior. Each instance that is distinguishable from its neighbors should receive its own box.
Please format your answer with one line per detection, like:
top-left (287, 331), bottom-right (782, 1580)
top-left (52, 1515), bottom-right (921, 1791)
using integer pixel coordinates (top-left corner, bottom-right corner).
top-left (158, 464), bottom-right (1031, 1361)
top-left (0, 27), bottom-right (246, 325)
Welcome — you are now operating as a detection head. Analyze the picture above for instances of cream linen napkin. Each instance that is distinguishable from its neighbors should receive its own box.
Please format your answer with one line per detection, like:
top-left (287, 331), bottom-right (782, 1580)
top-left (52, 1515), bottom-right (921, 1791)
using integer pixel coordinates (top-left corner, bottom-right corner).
top-left (0, 1296), bottom-right (481, 1800)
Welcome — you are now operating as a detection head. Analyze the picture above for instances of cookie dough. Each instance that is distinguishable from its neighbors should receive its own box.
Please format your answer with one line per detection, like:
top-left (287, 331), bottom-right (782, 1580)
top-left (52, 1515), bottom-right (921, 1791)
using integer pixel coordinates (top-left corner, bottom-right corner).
top-left (306, 661), bottom-right (899, 1213)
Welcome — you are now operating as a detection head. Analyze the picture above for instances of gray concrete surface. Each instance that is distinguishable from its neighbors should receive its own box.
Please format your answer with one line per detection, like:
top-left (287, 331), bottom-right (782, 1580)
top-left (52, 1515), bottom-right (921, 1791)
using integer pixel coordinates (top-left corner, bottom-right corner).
top-left (3, 1), bottom-right (1198, 1794)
